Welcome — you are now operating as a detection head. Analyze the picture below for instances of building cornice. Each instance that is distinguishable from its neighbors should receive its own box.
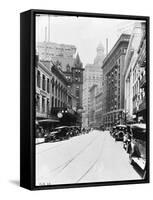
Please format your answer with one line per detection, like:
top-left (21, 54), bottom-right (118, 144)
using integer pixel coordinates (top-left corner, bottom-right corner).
top-left (38, 61), bottom-right (52, 76)
top-left (51, 65), bottom-right (68, 85)
top-left (102, 34), bottom-right (130, 68)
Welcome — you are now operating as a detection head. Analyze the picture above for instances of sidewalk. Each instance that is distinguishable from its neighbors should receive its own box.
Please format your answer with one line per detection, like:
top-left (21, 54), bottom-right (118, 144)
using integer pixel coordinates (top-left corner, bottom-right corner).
top-left (36, 138), bottom-right (45, 145)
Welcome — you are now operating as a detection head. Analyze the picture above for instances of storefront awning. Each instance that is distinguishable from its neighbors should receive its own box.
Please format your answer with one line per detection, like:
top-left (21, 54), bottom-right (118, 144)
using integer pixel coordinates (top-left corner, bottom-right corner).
top-left (38, 119), bottom-right (59, 123)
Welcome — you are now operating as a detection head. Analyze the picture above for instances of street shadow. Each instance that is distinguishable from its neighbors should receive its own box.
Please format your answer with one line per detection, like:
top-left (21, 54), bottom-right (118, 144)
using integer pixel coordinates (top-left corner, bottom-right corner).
top-left (9, 180), bottom-right (20, 186)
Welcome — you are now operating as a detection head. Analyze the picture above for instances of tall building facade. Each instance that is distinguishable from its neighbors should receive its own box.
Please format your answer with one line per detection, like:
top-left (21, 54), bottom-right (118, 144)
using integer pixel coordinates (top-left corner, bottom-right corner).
top-left (102, 34), bottom-right (130, 128)
top-left (71, 54), bottom-right (84, 110)
top-left (36, 56), bottom-right (81, 128)
top-left (95, 89), bottom-right (103, 128)
top-left (88, 85), bottom-right (103, 128)
top-left (132, 22), bottom-right (146, 123)
top-left (88, 85), bottom-right (97, 127)
top-left (124, 22), bottom-right (145, 123)
top-left (37, 42), bottom-right (76, 71)
top-left (82, 43), bottom-right (105, 128)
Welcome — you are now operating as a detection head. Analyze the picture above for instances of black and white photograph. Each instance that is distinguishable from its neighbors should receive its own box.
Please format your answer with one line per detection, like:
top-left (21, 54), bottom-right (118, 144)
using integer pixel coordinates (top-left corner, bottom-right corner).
top-left (35, 13), bottom-right (148, 186)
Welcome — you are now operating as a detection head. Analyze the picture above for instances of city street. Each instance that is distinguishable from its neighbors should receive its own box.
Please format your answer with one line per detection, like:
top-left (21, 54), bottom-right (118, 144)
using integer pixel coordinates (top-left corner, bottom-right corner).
top-left (36, 130), bottom-right (141, 185)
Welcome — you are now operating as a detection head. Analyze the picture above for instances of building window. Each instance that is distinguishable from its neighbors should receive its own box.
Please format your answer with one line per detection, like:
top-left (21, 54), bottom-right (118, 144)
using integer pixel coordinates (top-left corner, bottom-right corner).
top-left (58, 87), bottom-right (61, 98)
top-left (47, 98), bottom-right (49, 114)
top-left (37, 70), bottom-right (41, 88)
top-left (55, 99), bottom-right (57, 107)
top-left (55, 82), bottom-right (57, 96)
top-left (52, 83), bottom-right (54, 94)
top-left (36, 94), bottom-right (40, 112)
top-left (42, 75), bottom-right (46, 91)
top-left (42, 97), bottom-right (45, 113)
top-left (52, 97), bottom-right (54, 108)
top-left (47, 78), bottom-right (50, 93)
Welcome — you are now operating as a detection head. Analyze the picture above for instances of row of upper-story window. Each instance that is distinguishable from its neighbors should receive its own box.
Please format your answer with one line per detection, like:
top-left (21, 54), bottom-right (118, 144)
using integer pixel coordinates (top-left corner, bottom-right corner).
top-left (133, 90), bottom-right (145, 111)
top-left (36, 93), bottom-right (68, 114)
top-left (51, 96), bottom-right (67, 108)
top-left (133, 64), bottom-right (145, 83)
top-left (66, 65), bottom-right (82, 73)
top-left (66, 75), bottom-right (82, 82)
top-left (36, 70), bottom-right (50, 93)
top-left (36, 94), bottom-right (50, 113)
top-left (36, 70), bottom-right (68, 99)
top-left (74, 69), bottom-right (81, 73)
top-left (133, 80), bottom-right (139, 97)
top-left (133, 85), bottom-right (145, 102)
top-left (51, 80), bottom-right (67, 101)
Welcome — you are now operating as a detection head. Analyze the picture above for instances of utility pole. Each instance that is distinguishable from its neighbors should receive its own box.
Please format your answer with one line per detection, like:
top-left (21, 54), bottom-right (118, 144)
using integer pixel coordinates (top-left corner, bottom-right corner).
top-left (48, 15), bottom-right (50, 42)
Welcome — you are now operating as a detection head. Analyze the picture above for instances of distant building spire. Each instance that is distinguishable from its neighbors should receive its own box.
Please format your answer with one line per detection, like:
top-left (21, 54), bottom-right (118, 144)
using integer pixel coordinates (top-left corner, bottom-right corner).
top-left (74, 53), bottom-right (83, 68)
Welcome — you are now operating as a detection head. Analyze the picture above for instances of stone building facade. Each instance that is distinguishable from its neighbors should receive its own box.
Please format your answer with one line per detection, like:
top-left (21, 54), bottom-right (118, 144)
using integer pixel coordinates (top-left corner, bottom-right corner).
top-left (36, 60), bottom-right (52, 120)
top-left (82, 43), bottom-right (105, 128)
top-left (124, 22), bottom-right (145, 123)
top-left (37, 42), bottom-right (84, 118)
top-left (95, 90), bottom-right (103, 128)
top-left (133, 22), bottom-right (146, 123)
top-left (88, 85), bottom-right (103, 129)
top-left (88, 85), bottom-right (97, 127)
top-left (102, 34), bottom-right (130, 128)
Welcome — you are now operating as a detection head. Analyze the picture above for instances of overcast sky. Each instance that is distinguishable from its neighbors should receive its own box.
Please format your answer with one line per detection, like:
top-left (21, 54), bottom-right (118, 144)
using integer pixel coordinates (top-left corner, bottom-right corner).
top-left (36, 15), bottom-right (141, 66)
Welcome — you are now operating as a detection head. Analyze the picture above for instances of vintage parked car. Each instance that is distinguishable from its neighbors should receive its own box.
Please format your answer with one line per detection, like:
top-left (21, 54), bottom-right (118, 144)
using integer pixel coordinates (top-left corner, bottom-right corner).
top-left (128, 123), bottom-right (146, 177)
top-left (44, 131), bottom-right (57, 142)
top-left (67, 126), bottom-right (79, 137)
top-left (114, 125), bottom-right (127, 141)
top-left (45, 126), bottom-right (70, 142)
top-left (123, 125), bottom-right (132, 152)
top-left (54, 126), bottom-right (70, 140)
top-left (110, 126), bottom-right (116, 137)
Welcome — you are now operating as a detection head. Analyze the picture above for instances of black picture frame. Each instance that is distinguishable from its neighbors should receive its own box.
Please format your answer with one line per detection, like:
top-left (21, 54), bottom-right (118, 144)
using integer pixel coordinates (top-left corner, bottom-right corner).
top-left (20, 9), bottom-right (150, 190)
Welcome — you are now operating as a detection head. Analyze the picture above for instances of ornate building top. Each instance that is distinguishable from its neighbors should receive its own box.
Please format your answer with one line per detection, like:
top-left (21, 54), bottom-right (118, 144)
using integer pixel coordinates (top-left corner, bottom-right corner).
top-left (94, 43), bottom-right (105, 67)
top-left (73, 53), bottom-right (83, 69)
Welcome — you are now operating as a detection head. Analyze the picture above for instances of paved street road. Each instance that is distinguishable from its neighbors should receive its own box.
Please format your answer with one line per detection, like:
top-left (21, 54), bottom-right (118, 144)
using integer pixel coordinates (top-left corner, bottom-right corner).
top-left (36, 130), bottom-right (141, 186)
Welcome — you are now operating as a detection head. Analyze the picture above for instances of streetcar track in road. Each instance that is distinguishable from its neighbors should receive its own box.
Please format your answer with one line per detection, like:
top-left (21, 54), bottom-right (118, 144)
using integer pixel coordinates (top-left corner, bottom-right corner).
top-left (76, 136), bottom-right (107, 183)
top-left (37, 134), bottom-right (100, 181)
top-left (51, 134), bottom-right (100, 175)
top-left (37, 133), bottom-right (103, 182)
